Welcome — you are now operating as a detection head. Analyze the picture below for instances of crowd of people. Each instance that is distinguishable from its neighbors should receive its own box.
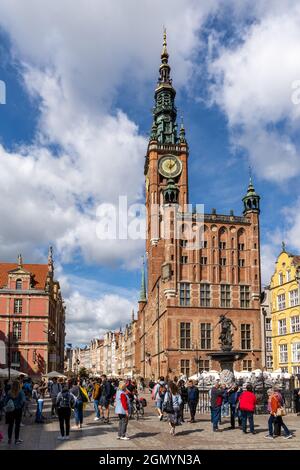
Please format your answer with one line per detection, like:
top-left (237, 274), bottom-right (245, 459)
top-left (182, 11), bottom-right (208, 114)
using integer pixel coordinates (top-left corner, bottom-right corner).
top-left (150, 376), bottom-right (299, 439)
top-left (0, 373), bottom-right (299, 444)
top-left (0, 374), bottom-right (146, 444)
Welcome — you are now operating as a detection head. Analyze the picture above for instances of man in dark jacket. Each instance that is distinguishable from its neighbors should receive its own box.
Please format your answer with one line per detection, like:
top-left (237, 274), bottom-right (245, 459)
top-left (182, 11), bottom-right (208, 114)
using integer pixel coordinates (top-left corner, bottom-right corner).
top-left (228, 385), bottom-right (242, 429)
top-left (210, 382), bottom-right (223, 432)
top-left (178, 380), bottom-right (188, 423)
top-left (187, 380), bottom-right (199, 423)
top-left (99, 375), bottom-right (112, 423)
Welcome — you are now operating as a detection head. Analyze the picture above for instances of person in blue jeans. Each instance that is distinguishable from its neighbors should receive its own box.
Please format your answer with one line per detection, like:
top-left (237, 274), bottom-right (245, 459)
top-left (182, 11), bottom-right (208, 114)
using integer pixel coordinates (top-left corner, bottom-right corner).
top-left (70, 380), bottom-right (84, 429)
top-left (265, 389), bottom-right (293, 439)
top-left (92, 379), bottom-right (102, 420)
top-left (210, 383), bottom-right (223, 432)
top-left (32, 384), bottom-right (44, 423)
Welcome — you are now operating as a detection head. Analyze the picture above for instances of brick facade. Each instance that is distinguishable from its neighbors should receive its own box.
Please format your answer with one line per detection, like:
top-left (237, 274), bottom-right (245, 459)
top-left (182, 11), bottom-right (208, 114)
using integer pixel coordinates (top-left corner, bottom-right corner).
top-left (135, 34), bottom-right (262, 380)
top-left (0, 251), bottom-right (65, 377)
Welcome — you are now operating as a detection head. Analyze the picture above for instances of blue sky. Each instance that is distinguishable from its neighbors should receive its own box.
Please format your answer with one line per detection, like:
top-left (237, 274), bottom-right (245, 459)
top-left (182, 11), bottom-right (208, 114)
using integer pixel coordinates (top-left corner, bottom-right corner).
top-left (1, 1), bottom-right (300, 344)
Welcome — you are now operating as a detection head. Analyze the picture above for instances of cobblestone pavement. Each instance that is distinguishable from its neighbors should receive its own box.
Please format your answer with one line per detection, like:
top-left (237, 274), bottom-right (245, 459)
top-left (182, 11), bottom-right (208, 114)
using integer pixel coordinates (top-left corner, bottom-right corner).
top-left (0, 393), bottom-right (299, 450)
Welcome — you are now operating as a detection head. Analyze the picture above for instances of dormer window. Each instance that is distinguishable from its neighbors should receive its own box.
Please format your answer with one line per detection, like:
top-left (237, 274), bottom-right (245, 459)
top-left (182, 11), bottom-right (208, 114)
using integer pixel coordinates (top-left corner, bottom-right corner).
top-left (16, 279), bottom-right (22, 290)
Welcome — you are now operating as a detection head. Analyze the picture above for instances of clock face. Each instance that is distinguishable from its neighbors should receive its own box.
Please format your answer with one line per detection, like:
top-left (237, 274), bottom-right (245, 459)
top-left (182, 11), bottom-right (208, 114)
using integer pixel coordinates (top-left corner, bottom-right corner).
top-left (158, 155), bottom-right (182, 178)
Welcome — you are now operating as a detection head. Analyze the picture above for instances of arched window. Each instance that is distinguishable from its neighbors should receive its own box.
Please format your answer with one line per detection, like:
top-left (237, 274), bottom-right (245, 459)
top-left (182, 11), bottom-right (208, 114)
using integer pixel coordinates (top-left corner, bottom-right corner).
top-left (16, 279), bottom-right (22, 290)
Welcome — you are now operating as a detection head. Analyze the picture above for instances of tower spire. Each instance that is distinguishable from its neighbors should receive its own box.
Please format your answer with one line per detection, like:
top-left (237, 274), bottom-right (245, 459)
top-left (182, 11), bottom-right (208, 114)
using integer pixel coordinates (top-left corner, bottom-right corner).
top-left (150, 29), bottom-right (178, 145)
top-left (139, 257), bottom-right (147, 302)
top-left (242, 175), bottom-right (260, 215)
top-left (17, 254), bottom-right (23, 267)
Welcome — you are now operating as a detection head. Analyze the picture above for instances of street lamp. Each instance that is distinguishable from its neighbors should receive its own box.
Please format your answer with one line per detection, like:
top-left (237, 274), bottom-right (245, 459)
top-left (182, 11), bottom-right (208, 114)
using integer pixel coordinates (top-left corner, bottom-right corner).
top-left (192, 341), bottom-right (200, 378)
top-left (262, 308), bottom-right (267, 370)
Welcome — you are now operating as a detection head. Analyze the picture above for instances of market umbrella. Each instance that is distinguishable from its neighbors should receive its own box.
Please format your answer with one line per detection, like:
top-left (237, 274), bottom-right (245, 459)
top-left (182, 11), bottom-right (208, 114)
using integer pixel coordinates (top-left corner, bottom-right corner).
top-left (45, 371), bottom-right (67, 379)
top-left (0, 368), bottom-right (28, 378)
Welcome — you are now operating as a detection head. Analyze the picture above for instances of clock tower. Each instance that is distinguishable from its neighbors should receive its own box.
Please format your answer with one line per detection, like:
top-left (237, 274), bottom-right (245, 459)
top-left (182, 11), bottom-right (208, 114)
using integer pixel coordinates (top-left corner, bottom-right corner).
top-left (145, 30), bottom-right (189, 293)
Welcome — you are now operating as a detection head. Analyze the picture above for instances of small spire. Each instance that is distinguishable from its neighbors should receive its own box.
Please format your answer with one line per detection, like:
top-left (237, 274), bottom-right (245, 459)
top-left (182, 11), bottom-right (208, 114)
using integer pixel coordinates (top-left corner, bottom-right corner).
top-left (131, 308), bottom-right (135, 322)
top-left (282, 241), bottom-right (286, 252)
top-left (17, 254), bottom-right (23, 267)
top-left (179, 115), bottom-right (186, 143)
top-left (139, 256), bottom-right (147, 302)
top-left (162, 27), bottom-right (168, 58)
top-left (48, 246), bottom-right (54, 273)
top-left (158, 27), bottom-right (171, 85)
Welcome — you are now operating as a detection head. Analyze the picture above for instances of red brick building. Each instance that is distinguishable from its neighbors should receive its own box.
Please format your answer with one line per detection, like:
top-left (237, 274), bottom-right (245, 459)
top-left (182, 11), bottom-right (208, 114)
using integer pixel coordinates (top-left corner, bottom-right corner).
top-left (0, 248), bottom-right (65, 377)
top-left (136, 32), bottom-right (262, 380)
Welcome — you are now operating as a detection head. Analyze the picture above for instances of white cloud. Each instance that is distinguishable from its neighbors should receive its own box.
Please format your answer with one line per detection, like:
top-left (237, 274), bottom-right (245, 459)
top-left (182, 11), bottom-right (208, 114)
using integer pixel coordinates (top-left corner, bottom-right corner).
top-left (63, 279), bottom-right (137, 345)
top-left (208, 3), bottom-right (300, 182)
top-left (0, 0), bottom-right (219, 268)
top-left (0, 109), bottom-right (146, 268)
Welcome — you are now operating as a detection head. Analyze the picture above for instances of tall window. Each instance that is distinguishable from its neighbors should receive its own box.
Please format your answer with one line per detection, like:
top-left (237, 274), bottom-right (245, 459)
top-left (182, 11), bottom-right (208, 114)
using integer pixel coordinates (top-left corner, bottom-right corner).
top-left (238, 259), bottom-right (245, 267)
top-left (240, 285), bottom-right (250, 308)
top-left (11, 351), bottom-right (21, 366)
top-left (220, 284), bottom-right (231, 307)
top-left (181, 256), bottom-right (188, 264)
top-left (291, 315), bottom-right (300, 333)
top-left (220, 258), bottom-right (226, 266)
top-left (242, 360), bottom-right (252, 371)
top-left (180, 239), bottom-right (188, 247)
top-left (238, 243), bottom-right (245, 251)
top-left (292, 342), bottom-right (300, 363)
top-left (198, 360), bottom-right (210, 371)
top-left (241, 324), bottom-right (251, 350)
top-left (14, 299), bottom-right (22, 314)
top-left (200, 257), bottom-right (207, 265)
top-left (202, 240), bottom-right (208, 248)
top-left (278, 319), bottom-right (287, 335)
top-left (200, 284), bottom-right (210, 307)
top-left (277, 293), bottom-right (286, 310)
top-left (278, 273), bottom-right (284, 285)
top-left (265, 318), bottom-right (272, 331)
top-left (279, 344), bottom-right (288, 363)
top-left (200, 323), bottom-right (212, 349)
top-left (266, 356), bottom-right (273, 369)
top-left (292, 366), bottom-right (300, 374)
top-left (180, 322), bottom-right (191, 349)
top-left (13, 322), bottom-right (22, 341)
top-left (289, 289), bottom-right (299, 307)
top-left (16, 279), bottom-right (22, 290)
top-left (286, 270), bottom-right (291, 282)
top-left (180, 359), bottom-right (190, 377)
top-left (219, 242), bottom-right (226, 249)
top-left (180, 283), bottom-right (190, 306)
top-left (266, 337), bottom-right (272, 352)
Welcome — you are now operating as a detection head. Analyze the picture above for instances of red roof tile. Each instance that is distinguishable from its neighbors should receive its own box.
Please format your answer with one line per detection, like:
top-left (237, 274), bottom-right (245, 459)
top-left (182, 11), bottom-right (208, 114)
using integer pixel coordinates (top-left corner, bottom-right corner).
top-left (0, 263), bottom-right (48, 290)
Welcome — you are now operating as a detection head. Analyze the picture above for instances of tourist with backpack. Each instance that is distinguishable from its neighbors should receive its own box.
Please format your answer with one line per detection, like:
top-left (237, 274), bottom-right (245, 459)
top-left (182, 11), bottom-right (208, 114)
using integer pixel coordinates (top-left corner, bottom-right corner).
top-left (115, 381), bottom-right (131, 440)
top-left (56, 384), bottom-right (76, 440)
top-left (152, 377), bottom-right (166, 421)
top-left (50, 377), bottom-right (62, 418)
top-left (163, 381), bottom-right (182, 436)
top-left (99, 374), bottom-right (112, 423)
top-left (70, 379), bottom-right (88, 430)
top-left (4, 380), bottom-right (25, 445)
